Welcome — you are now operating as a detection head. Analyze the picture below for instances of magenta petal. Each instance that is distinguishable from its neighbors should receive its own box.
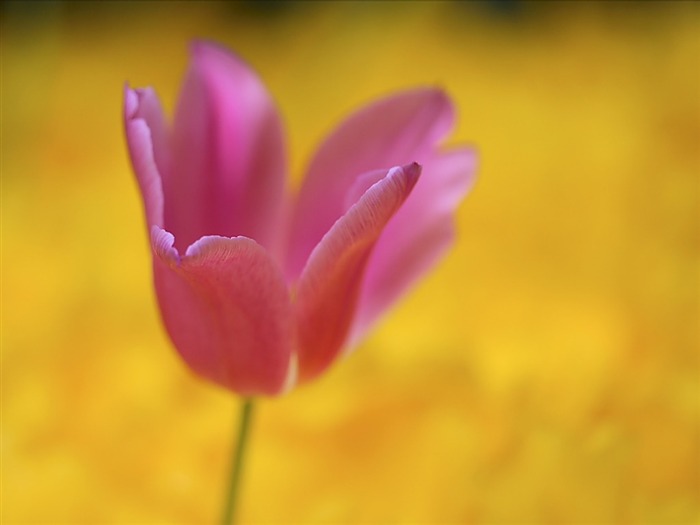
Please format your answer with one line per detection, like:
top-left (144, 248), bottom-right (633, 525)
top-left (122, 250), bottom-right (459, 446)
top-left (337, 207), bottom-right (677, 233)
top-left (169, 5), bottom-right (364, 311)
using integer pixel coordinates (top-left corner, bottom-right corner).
top-left (294, 163), bottom-right (421, 382)
top-left (287, 88), bottom-right (454, 280)
top-left (124, 85), bottom-right (170, 228)
top-left (166, 41), bottom-right (287, 256)
top-left (151, 227), bottom-right (294, 396)
top-left (350, 148), bottom-right (477, 342)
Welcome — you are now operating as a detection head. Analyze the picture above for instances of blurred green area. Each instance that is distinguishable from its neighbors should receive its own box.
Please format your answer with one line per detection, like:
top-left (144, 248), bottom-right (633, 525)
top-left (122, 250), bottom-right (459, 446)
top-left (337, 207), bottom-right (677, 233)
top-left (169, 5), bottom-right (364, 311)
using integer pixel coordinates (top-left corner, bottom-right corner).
top-left (2, 1), bottom-right (699, 523)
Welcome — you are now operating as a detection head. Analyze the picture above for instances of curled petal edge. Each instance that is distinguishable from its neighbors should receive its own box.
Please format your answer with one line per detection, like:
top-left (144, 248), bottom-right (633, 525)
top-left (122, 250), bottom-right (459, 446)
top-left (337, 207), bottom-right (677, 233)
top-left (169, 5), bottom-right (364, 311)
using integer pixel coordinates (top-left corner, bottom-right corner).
top-left (294, 162), bottom-right (421, 382)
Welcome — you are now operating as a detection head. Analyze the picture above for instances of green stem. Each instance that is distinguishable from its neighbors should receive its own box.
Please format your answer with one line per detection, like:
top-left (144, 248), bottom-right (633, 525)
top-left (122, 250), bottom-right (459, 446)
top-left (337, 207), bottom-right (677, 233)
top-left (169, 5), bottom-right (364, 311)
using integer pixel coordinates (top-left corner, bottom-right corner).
top-left (221, 398), bottom-right (255, 525)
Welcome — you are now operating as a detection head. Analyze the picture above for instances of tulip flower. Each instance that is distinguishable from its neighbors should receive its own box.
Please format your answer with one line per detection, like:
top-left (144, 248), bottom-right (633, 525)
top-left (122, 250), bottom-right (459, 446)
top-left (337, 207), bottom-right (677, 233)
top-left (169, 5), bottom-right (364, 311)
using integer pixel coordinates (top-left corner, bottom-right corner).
top-left (124, 41), bottom-right (476, 399)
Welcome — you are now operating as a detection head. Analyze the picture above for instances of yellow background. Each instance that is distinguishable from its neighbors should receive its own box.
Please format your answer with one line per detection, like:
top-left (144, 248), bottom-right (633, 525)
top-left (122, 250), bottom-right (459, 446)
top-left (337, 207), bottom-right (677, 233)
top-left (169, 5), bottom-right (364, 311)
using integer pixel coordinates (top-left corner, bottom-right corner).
top-left (3, 1), bottom-right (699, 523)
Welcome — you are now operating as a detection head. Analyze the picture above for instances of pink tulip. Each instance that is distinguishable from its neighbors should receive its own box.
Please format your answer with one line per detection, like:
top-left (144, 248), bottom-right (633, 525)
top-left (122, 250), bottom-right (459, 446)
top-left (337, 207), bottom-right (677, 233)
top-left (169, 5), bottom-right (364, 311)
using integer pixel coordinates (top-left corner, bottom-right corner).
top-left (124, 41), bottom-right (476, 397)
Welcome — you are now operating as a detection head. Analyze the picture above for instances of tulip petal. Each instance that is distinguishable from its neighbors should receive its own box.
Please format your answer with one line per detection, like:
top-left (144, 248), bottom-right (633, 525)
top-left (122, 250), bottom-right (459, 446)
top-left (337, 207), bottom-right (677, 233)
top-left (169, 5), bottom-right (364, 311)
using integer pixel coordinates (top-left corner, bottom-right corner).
top-left (295, 163), bottom-right (421, 382)
top-left (166, 41), bottom-right (287, 257)
top-left (350, 148), bottom-right (478, 343)
top-left (287, 88), bottom-right (454, 280)
top-left (124, 85), bottom-right (169, 228)
top-left (151, 227), bottom-right (294, 396)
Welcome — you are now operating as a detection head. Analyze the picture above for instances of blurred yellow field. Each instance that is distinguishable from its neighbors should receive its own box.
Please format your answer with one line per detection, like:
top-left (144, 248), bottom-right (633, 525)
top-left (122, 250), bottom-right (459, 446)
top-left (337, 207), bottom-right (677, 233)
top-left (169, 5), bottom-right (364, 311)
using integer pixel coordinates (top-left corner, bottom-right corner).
top-left (3, 2), bottom-right (699, 523)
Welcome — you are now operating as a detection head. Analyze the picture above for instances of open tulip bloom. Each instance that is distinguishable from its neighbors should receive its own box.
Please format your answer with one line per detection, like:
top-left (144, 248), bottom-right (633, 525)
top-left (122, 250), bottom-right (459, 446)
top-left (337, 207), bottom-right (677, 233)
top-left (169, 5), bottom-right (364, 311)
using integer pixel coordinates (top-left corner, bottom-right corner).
top-left (125, 41), bottom-right (475, 521)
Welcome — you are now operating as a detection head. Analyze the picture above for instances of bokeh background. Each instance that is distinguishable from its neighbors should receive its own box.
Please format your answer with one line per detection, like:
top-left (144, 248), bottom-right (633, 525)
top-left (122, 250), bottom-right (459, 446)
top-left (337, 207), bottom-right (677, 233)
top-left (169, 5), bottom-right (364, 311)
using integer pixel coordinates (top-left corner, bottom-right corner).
top-left (3, 1), bottom-right (699, 523)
